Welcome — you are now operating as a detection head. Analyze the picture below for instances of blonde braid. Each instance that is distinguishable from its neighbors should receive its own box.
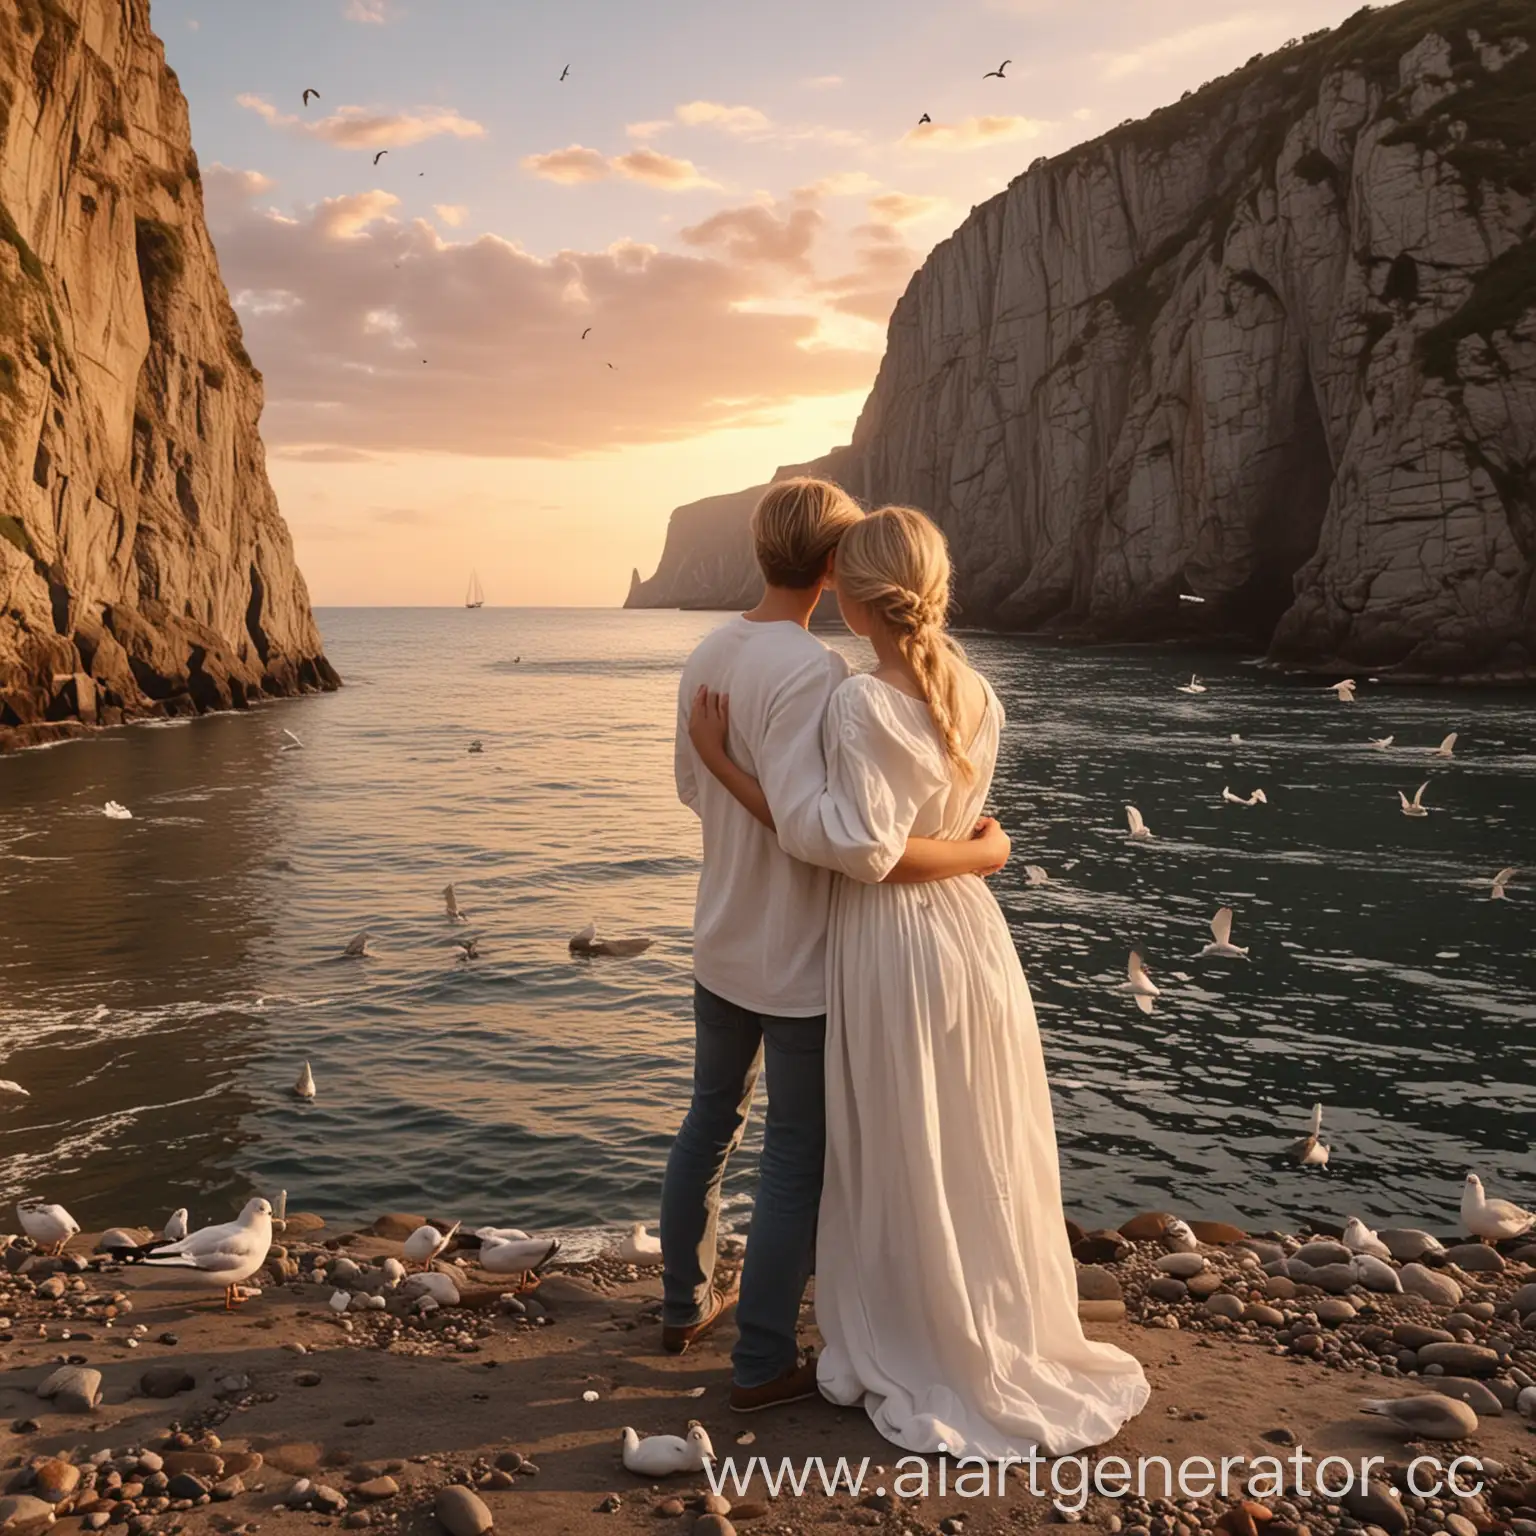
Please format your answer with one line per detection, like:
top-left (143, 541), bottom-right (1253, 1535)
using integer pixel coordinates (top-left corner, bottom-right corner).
top-left (836, 508), bottom-right (974, 779)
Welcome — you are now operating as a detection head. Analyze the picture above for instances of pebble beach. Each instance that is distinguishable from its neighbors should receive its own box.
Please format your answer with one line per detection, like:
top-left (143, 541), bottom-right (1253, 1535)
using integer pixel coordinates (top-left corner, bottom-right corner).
top-left (6, 1202), bottom-right (1536, 1536)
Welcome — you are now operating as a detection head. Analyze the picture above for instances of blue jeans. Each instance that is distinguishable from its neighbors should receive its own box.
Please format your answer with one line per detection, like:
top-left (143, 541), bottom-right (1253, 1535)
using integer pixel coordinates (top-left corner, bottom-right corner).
top-left (660, 981), bottom-right (826, 1389)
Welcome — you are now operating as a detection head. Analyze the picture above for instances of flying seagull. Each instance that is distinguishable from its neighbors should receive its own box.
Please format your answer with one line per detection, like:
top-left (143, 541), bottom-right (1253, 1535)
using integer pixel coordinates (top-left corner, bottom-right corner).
top-left (1200, 906), bottom-right (1249, 959)
top-left (1126, 951), bottom-right (1159, 1015)
top-left (581, 327), bottom-right (592, 340)
top-left (983, 59), bottom-right (1012, 78)
top-left (560, 64), bottom-right (570, 81)
top-left (0, 1078), bottom-right (27, 1098)
top-left (443, 884), bottom-right (469, 923)
top-left (1431, 732), bottom-right (1458, 758)
top-left (373, 149), bottom-right (388, 166)
top-left (605, 361), bottom-right (616, 370)
top-left (1490, 866), bottom-right (1517, 900)
top-left (918, 113), bottom-right (932, 124)
top-left (1398, 782), bottom-right (1429, 818)
top-left (1125, 805), bottom-right (1153, 841)
top-left (302, 88), bottom-right (320, 106)
top-left (1330, 678), bottom-right (1357, 702)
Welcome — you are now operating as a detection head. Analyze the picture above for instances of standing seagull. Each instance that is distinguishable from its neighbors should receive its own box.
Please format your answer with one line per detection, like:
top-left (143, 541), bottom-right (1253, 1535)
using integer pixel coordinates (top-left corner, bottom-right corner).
top-left (1200, 906), bottom-right (1249, 959)
top-left (1126, 952), bottom-right (1160, 1015)
top-left (139, 1197), bottom-right (274, 1310)
top-left (163, 1208), bottom-right (190, 1243)
top-left (443, 885), bottom-right (469, 923)
top-left (617, 1222), bottom-right (663, 1266)
top-left (982, 58), bottom-right (1012, 77)
top-left (1398, 782), bottom-right (1430, 818)
top-left (293, 1062), bottom-right (316, 1100)
top-left (1125, 806), bottom-right (1154, 841)
top-left (1490, 867), bottom-right (1517, 900)
top-left (1461, 1173), bottom-right (1534, 1243)
top-left (403, 1219), bottom-right (460, 1270)
top-left (17, 1200), bottom-right (79, 1255)
top-left (1431, 732), bottom-right (1458, 758)
top-left (1289, 1103), bottom-right (1329, 1167)
top-left (1330, 679), bottom-right (1357, 702)
top-left (302, 88), bottom-right (320, 106)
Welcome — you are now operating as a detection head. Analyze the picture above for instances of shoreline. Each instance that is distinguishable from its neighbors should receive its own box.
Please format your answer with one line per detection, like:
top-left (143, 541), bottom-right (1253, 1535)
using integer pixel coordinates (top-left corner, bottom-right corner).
top-left (4, 1208), bottom-right (1535, 1536)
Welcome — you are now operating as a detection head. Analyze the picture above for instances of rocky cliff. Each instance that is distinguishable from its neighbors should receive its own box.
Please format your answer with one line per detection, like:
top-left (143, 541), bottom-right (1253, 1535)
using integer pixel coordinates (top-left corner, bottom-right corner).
top-left (0, 0), bottom-right (336, 750)
top-left (628, 0), bottom-right (1536, 681)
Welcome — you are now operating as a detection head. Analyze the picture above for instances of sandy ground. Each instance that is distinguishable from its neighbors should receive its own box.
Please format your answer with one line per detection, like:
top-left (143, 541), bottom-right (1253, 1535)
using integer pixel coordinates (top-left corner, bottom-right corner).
top-left (3, 1226), bottom-right (1533, 1536)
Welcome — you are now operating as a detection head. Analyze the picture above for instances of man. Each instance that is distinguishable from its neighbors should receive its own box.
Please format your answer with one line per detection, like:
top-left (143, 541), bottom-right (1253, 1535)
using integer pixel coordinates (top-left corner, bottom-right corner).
top-left (662, 477), bottom-right (1011, 1411)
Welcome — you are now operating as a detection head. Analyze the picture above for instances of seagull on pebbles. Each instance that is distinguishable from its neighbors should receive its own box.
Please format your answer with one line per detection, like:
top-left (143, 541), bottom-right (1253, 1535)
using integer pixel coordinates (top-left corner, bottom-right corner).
top-left (1462, 1174), bottom-right (1535, 1243)
top-left (478, 1234), bottom-right (561, 1285)
top-left (403, 1219), bottom-right (460, 1269)
top-left (617, 1223), bottom-right (663, 1266)
top-left (138, 1197), bottom-right (274, 1310)
top-left (163, 1208), bottom-right (189, 1243)
top-left (17, 1200), bottom-right (79, 1255)
top-left (1343, 1216), bottom-right (1393, 1261)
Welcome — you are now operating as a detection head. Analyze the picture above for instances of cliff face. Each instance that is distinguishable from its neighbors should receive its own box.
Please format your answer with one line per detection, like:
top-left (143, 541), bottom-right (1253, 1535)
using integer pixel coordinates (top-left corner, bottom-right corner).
top-left (627, 0), bottom-right (1536, 680)
top-left (0, 0), bottom-right (336, 749)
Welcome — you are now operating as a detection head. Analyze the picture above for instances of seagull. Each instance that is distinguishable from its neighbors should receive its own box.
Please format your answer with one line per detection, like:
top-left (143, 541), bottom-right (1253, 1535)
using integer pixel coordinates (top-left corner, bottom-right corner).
top-left (1126, 951), bottom-right (1159, 1015)
top-left (1200, 906), bottom-right (1249, 959)
top-left (1490, 867), bottom-right (1517, 900)
top-left (1179, 593), bottom-right (1206, 604)
top-left (1221, 786), bottom-right (1245, 804)
top-left (1359, 1394), bottom-right (1478, 1441)
top-left (1163, 1217), bottom-right (1199, 1253)
top-left (1461, 1173), bottom-right (1535, 1243)
top-left (1023, 865), bottom-right (1049, 886)
top-left (1229, 734), bottom-right (1242, 745)
top-left (1330, 679), bottom-right (1357, 702)
top-left (17, 1201), bottom-right (79, 1255)
top-left (1246, 788), bottom-right (1268, 805)
top-left (373, 150), bottom-right (388, 166)
top-left (474, 1226), bottom-right (530, 1243)
top-left (380, 1256), bottom-right (407, 1287)
top-left (620, 1425), bottom-right (715, 1478)
top-left (343, 931), bottom-right (373, 957)
top-left (982, 58), bottom-right (1012, 78)
top-left (281, 728), bottom-right (304, 751)
top-left (1288, 1103), bottom-right (1329, 1167)
top-left (1343, 1216), bottom-right (1393, 1261)
top-left (103, 801), bottom-right (133, 819)
top-left (453, 937), bottom-right (479, 961)
top-left (581, 327), bottom-right (592, 340)
top-left (402, 1219), bottom-right (460, 1269)
top-left (559, 64), bottom-right (570, 81)
top-left (570, 923), bottom-right (654, 958)
top-left (293, 1061), bottom-right (316, 1100)
top-left (1125, 806), bottom-right (1153, 841)
top-left (616, 1222), bottom-right (663, 1266)
top-left (1177, 674), bottom-right (1207, 694)
top-left (1370, 736), bottom-right (1394, 749)
top-left (1431, 732), bottom-right (1458, 758)
top-left (918, 113), bottom-right (932, 124)
top-left (138, 1197), bottom-right (273, 1310)
top-left (478, 1234), bottom-right (561, 1286)
top-left (164, 1208), bottom-right (189, 1244)
top-left (1350, 1253), bottom-right (1402, 1292)
top-left (443, 884), bottom-right (469, 923)
top-left (302, 89), bottom-right (320, 106)
top-left (0, 1077), bottom-right (28, 1097)
top-left (1398, 782), bottom-right (1429, 818)
top-left (605, 361), bottom-right (616, 370)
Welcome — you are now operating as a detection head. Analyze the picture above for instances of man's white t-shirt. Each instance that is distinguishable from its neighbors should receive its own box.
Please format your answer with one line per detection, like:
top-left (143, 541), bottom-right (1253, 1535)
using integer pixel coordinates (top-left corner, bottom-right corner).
top-left (675, 616), bottom-right (850, 1017)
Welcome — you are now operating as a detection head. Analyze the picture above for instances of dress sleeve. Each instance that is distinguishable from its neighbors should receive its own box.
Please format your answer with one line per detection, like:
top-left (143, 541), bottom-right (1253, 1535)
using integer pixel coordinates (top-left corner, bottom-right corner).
top-left (799, 678), bottom-right (947, 884)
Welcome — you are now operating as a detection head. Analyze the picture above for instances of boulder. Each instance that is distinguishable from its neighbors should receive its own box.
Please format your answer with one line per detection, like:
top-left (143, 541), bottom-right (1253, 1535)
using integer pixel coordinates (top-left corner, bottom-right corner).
top-left (435, 1486), bottom-right (493, 1536)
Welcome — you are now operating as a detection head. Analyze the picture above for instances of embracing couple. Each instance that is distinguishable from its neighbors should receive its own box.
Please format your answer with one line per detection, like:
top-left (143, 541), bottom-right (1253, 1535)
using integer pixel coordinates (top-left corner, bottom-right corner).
top-left (659, 478), bottom-right (1148, 1459)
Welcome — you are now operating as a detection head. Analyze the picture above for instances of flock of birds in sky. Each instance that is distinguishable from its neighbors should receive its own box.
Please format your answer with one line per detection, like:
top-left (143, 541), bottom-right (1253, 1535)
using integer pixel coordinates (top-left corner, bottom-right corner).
top-left (1112, 672), bottom-right (1522, 1176)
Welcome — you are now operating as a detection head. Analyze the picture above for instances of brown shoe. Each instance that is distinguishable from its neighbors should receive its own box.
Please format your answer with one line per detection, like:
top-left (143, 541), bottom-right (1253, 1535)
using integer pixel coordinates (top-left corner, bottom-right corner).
top-left (729, 1352), bottom-right (822, 1413)
top-left (661, 1275), bottom-right (739, 1355)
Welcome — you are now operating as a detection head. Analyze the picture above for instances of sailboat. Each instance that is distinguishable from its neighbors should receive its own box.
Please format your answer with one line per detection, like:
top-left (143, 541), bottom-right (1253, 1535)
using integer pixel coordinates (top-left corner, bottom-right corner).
top-left (465, 570), bottom-right (485, 610)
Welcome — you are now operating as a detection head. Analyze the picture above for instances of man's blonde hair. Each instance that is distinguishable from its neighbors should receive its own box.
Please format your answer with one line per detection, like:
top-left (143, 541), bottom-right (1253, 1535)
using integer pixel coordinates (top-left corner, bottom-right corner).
top-left (751, 477), bottom-right (864, 590)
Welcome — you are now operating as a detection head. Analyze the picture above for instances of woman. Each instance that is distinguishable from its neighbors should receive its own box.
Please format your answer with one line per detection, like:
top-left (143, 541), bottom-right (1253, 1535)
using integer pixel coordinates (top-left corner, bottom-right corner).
top-left (688, 506), bottom-right (1148, 1459)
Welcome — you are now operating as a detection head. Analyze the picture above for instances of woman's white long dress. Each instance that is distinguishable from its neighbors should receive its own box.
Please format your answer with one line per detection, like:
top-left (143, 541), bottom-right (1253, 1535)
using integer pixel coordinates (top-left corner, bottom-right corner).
top-left (809, 673), bottom-right (1149, 1459)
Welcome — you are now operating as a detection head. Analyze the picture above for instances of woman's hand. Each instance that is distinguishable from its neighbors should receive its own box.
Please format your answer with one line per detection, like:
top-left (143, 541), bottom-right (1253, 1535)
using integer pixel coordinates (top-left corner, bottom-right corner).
top-left (688, 686), bottom-right (731, 770)
top-left (970, 816), bottom-right (1011, 876)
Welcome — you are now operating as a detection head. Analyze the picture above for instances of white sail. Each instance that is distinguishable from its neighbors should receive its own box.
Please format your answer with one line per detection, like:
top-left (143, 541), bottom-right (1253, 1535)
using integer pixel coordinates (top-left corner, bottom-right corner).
top-left (465, 571), bottom-right (485, 609)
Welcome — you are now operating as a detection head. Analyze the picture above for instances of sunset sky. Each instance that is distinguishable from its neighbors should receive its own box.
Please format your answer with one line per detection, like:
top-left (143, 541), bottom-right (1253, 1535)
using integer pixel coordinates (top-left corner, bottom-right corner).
top-left (159, 0), bottom-right (1371, 607)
